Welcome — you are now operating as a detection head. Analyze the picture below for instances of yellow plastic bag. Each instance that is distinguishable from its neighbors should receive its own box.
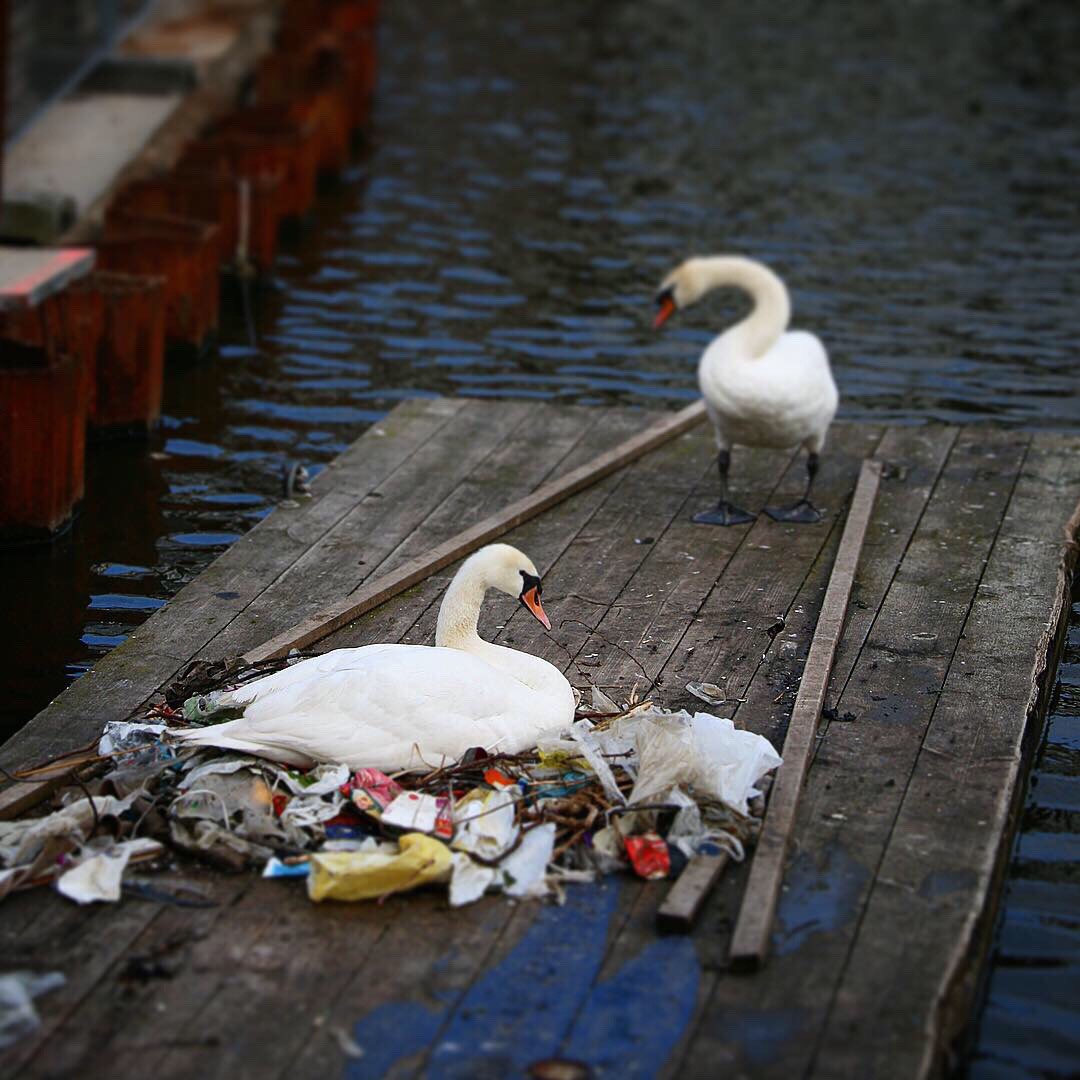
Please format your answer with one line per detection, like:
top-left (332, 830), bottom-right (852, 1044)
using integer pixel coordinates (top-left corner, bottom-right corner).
top-left (307, 833), bottom-right (452, 902)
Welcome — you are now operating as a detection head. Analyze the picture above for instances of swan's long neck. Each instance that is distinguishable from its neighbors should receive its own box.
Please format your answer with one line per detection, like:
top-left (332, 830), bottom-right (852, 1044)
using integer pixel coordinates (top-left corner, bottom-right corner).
top-left (435, 566), bottom-right (487, 651)
top-left (694, 256), bottom-right (791, 358)
top-left (435, 562), bottom-right (567, 698)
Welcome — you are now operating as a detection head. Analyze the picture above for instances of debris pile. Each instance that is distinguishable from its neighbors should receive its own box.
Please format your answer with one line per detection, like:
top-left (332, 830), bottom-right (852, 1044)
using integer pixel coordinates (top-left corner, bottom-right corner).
top-left (0, 675), bottom-right (781, 909)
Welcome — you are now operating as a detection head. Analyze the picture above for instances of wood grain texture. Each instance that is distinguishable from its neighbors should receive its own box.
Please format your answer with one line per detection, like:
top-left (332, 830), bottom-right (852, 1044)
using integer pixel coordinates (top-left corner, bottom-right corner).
top-left (812, 434), bottom-right (1080, 1080)
top-left (657, 852), bottom-right (731, 931)
top-left (728, 458), bottom-right (882, 969)
top-left (0, 398), bottom-right (469, 795)
top-left (2, 408), bottom-right (1077, 1080)
top-left (680, 427), bottom-right (1033, 1080)
top-left (241, 399), bottom-right (706, 662)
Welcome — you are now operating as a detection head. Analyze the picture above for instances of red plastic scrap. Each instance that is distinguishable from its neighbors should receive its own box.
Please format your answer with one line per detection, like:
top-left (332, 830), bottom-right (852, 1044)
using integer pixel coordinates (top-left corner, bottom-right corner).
top-left (484, 768), bottom-right (515, 788)
top-left (624, 832), bottom-right (671, 880)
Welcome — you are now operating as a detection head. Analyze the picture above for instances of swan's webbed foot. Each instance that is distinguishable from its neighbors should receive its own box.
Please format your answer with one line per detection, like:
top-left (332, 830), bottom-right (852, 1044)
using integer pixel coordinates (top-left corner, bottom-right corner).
top-left (692, 501), bottom-right (757, 527)
top-left (764, 499), bottom-right (823, 524)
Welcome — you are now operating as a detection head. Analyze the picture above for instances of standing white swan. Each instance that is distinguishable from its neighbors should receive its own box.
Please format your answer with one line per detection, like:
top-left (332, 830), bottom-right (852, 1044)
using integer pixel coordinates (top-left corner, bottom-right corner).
top-left (173, 544), bottom-right (576, 771)
top-left (654, 255), bottom-right (839, 525)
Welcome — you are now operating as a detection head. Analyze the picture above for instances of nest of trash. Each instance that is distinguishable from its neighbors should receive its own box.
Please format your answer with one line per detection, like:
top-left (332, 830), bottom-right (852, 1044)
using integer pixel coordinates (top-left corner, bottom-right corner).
top-left (1, 657), bottom-right (781, 909)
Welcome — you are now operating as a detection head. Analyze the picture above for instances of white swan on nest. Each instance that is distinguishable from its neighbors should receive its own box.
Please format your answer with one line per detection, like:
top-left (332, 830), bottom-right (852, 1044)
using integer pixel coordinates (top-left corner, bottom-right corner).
top-left (173, 544), bottom-right (575, 772)
top-left (654, 255), bottom-right (839, 525)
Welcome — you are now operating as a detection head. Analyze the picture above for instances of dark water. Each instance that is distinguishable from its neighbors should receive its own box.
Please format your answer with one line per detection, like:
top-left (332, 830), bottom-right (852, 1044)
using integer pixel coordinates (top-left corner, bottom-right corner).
top-left (2, 0), bottom-right (1079, 1071)
top-left (969, 599), bottom-right (1080, 1078)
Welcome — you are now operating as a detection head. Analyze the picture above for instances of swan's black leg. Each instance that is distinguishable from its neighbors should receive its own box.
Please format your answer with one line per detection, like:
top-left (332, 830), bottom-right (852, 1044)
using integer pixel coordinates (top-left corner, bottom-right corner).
top-left (765, 452), bottom-right (824, 523)
top-left (693, 449), bottom-right (757, 526)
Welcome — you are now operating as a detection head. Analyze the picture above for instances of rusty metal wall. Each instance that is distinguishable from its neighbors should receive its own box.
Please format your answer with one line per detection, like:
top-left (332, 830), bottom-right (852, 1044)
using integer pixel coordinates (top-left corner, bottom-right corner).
top-left (5, 0), bottom-right (152, 142)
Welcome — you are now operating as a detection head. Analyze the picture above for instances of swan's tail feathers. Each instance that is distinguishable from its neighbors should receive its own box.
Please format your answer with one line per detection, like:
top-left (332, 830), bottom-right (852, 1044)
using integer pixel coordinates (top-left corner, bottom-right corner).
top-left (171, 719), bottom-right (314, 768)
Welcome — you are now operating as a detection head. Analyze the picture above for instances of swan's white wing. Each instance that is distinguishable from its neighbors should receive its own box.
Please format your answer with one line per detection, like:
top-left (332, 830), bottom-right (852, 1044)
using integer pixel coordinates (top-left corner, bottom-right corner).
top-left (225, 646), bottom-right (390, 704)
top-left (193, 645), bottom-right (565, 772)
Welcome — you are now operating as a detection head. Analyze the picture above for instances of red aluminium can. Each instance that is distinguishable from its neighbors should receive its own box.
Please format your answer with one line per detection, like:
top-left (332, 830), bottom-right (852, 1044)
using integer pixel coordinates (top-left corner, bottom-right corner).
top-left (624, 832), bottom-right (671, 880)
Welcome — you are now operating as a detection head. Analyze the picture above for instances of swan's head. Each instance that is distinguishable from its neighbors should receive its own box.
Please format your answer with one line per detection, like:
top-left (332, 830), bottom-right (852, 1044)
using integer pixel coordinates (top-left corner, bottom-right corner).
top-left (653, 257), bottom-right (713, 329)
top-left (466, 543), bottom-right (551, 630)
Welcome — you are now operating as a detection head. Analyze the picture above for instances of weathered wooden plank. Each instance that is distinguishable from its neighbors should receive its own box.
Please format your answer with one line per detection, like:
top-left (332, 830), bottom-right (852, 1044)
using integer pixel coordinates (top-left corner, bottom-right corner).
top-left (729, 458), bottom-right (882, 968)
top-left (146, 885), bottom-right (393, 1080)
top-left (811, 434), bottom-right (1080, 1080)
top-left (284, 896), bottom-right (527, 1079)
top-left (488, 424), bottom-right (874, 692)
top-left (729, 425), bottom-right (958, 755)
top-left (574, 442), bottom-right (796, 699)
top-left (317, 407), bottom-right (650, 653)
top-left (657, 853), bottom-right (732, 931)
top-left (241, 400), bottom-right (707, 662)
top-left (204, 398), bottom-right (535, 659)
top-left (0, 398), bottom-right (470, 792)
top-left (660, 425), bottom-right (957, 966)
top-left (19, 870), bottom-right (246, 1077)
top-left (474, 423), bottom-right (715, 681)
top-left (649, 425), bottom-right (886, 708)
top-left (678, 426), bottom-right (1032, 1079)
top-left (0, 893), bottom-right (168, 1078)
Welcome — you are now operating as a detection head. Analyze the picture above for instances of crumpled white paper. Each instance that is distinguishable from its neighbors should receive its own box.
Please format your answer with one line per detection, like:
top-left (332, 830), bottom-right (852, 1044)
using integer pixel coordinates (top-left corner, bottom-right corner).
top-left (55, 838), bottom-right (164, 905)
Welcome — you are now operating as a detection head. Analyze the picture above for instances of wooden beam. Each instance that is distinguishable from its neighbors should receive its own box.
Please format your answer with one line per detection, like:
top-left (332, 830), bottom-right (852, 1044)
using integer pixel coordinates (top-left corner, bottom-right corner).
top-left (657, 851), bottom-right (731, 932)
top-left (728, 457), bottom-right (882, 970)
top-left (242, 399), bottom-right (707, 664)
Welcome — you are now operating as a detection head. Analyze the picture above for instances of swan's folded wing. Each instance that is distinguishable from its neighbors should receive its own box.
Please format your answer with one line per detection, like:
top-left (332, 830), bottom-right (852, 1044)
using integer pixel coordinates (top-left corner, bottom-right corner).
top-left (227, 644), bottom-right (411, 705)
top-left (222, 648), bottom-right (544, 770)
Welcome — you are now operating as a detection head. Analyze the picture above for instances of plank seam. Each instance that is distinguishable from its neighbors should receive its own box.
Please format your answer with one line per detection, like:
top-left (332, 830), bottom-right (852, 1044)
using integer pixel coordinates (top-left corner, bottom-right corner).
top-left (824, 425), bottom-right (963, 709)
top-left (803, 431), bottom-right (1034, 1076)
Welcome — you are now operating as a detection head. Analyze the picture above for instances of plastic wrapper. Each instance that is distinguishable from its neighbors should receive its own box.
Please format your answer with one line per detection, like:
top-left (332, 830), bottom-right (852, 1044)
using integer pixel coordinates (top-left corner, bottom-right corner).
top-left (0, 971), bottom-right (66, 1050)
top-left (276, 762), bottom-right (350, 797)
top-left (98, 721), bottom-right (169, 756)
top-left (569, 720), bottom-right (625, 804)
top-left (449, 852), bottom-right (496, 908)
top-left (0, 793), bottom-right (138, 870)
top-left (617, 708), bottom-right (781, 816)
top-left (497, 823), bottom-right (556, 899)
top-left (344, 768), bottom-right (403, 819)
top-left (452, 787), bottom-right (518, 860)
top-left (262, 857), bottom-right (311, 879)
top-left (307, 833), bottom-right (452, 902)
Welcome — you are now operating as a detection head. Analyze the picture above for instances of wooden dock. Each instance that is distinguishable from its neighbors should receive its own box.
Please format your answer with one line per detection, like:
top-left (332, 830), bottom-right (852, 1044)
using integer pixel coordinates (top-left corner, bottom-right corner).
top-left (2, 398), bottom-right (1078, 1079)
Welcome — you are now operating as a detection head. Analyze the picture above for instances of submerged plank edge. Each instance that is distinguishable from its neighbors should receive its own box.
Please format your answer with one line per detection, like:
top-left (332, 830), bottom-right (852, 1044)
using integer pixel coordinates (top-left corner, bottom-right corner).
top-left (729, 457), bottom-right (883, 969)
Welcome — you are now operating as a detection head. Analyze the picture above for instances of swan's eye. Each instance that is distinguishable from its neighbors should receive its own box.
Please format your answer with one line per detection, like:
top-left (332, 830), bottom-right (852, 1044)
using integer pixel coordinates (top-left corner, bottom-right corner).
top-left (519, 570), bottom-right (542, 598)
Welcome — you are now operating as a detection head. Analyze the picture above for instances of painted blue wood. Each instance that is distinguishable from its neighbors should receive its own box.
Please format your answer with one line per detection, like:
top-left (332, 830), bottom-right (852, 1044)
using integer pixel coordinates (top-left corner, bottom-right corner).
top-left (344, 882), bottom-right (701, 1078)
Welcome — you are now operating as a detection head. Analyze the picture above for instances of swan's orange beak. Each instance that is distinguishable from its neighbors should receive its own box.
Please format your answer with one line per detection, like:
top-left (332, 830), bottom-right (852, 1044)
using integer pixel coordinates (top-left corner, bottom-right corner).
top-left (653, 294), bottom-right (676, 330)
top-left (520, 586), bottom-right (551, 630)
